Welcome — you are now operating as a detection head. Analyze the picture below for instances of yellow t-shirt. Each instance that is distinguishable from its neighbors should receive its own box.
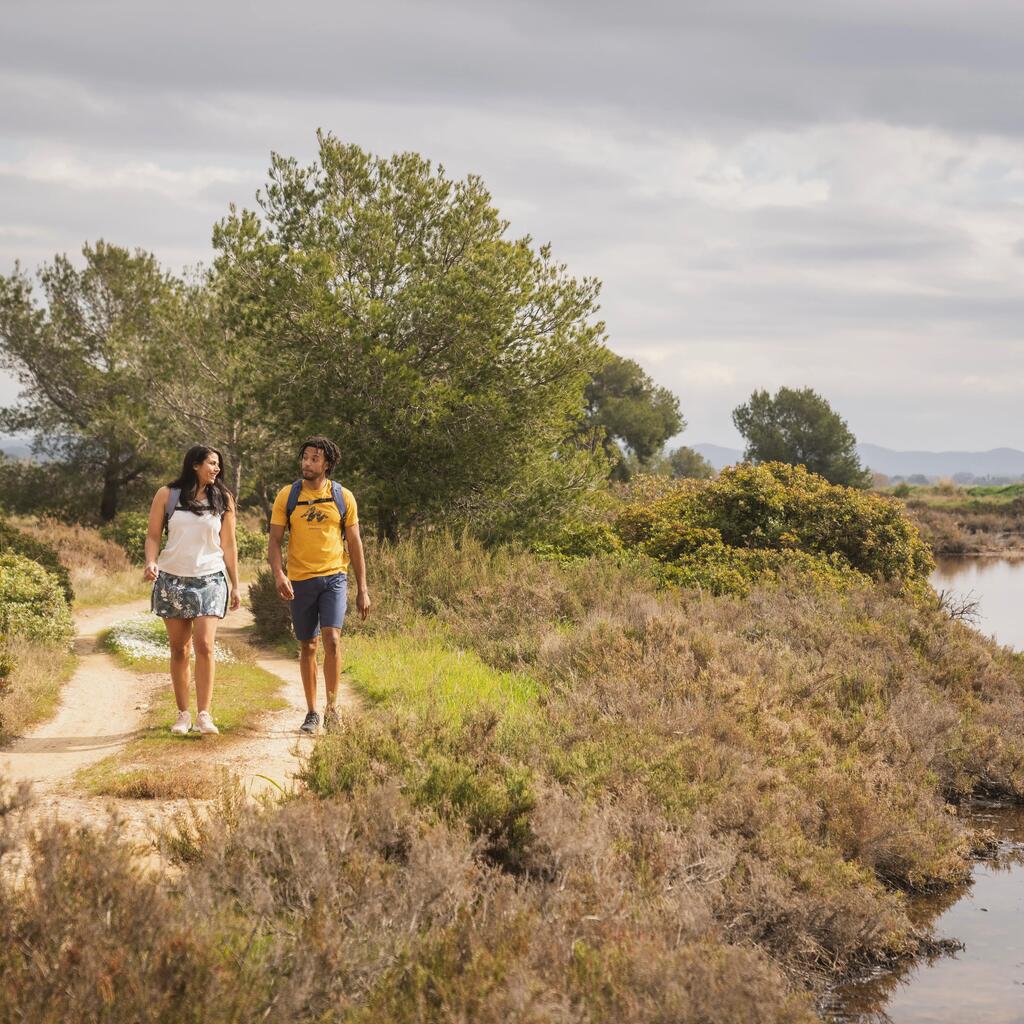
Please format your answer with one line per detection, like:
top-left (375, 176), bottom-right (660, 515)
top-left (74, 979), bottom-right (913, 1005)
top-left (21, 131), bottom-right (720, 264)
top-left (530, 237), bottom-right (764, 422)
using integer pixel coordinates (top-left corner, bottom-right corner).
top-left (271, 480), bottom-right (358, 581)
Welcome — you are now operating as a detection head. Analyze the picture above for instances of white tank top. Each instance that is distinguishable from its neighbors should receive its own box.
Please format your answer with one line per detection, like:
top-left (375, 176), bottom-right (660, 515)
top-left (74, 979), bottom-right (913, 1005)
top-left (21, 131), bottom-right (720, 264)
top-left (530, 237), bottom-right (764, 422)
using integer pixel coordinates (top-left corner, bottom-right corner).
top-left (157, 500), bottom-right (226, 578)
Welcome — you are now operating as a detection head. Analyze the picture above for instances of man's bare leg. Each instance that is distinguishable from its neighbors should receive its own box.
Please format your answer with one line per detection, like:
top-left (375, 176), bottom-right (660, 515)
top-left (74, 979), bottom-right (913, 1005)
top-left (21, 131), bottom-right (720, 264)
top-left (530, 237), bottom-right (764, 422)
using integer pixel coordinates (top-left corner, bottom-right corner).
top-left (320, 627), bottom-right (342, 709)
top-left (299, 636), bottom-right (319, 712)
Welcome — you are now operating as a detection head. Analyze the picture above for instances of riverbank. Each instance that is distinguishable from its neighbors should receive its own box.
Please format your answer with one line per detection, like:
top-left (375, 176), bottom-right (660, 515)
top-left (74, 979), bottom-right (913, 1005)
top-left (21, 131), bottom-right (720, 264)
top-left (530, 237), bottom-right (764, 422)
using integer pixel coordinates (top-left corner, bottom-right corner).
top-left (822, 801), bottom-right (1024, 1022)
top-left (904, 494), bottom-right (1024, 556)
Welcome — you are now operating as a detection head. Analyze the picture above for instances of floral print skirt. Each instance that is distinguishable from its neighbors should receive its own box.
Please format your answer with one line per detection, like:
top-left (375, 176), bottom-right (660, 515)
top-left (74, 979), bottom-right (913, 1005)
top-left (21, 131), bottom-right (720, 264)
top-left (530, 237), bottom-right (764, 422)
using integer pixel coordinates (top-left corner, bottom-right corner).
top-left (151, 570), bottom-right (229, 620)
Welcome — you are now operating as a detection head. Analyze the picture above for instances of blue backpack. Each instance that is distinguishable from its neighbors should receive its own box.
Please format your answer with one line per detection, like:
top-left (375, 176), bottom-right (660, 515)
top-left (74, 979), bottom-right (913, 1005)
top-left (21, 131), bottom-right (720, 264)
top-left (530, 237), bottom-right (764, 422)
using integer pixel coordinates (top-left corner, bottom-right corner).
top-left (285, 480), bottom-right (348, 541)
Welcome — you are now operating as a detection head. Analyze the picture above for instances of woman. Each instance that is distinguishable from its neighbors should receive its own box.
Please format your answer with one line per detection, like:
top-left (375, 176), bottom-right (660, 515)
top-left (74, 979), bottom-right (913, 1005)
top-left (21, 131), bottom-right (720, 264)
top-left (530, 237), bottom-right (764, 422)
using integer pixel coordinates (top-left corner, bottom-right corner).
top-left (143, 445), bottom-right (241, 735)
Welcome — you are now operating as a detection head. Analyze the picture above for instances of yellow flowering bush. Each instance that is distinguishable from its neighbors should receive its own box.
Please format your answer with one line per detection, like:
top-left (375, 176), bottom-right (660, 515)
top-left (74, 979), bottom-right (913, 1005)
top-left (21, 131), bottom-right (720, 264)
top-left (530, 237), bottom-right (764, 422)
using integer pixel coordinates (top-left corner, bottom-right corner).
top-left (616, 462), bottom-right (933, 596)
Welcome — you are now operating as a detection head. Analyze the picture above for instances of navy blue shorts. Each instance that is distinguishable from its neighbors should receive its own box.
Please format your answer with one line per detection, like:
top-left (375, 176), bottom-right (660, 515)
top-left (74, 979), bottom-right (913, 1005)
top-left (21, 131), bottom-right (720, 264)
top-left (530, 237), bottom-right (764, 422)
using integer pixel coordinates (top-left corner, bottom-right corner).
top-left (289, 572), bottom-right (347, 641)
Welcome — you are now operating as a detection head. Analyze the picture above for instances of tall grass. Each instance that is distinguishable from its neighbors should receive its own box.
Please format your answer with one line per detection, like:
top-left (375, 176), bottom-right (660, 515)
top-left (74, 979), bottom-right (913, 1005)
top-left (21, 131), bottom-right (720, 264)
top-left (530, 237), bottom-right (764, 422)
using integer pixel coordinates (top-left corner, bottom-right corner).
top-left (0, 637), bottom-right (76, 742)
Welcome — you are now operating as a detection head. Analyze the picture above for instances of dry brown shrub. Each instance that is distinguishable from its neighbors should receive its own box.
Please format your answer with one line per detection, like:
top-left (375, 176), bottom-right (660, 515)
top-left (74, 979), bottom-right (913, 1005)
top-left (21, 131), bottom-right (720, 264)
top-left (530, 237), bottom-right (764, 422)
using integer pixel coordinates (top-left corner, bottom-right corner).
top-left (18, 516), bottom-right (130, 575)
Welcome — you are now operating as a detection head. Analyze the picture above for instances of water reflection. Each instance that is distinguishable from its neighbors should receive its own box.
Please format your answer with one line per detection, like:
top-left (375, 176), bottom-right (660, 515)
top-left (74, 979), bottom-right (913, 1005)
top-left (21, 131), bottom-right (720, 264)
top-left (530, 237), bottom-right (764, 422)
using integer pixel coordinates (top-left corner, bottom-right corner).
top-left (822, 805), bottom-right (1024, 1023)
top-left (932, 556), bottom-right (1024, 651)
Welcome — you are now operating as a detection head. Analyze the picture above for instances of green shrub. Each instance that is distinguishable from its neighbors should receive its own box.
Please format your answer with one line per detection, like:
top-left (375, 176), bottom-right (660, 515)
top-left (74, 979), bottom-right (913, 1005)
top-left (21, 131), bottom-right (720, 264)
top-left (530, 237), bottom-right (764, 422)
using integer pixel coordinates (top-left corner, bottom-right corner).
top-left (235, 523), bottom-right (267, 561)
top-left (100, 511), bottom-right (150, 564)
top-left (0, 553), bottom-right (73, 646)
top-left (0, 517), bottom-right (74, 603)
top-left (248, 568), bottom-right (293, 642)
top-left (615, 462), bottom-right (934, 596)
top-left (532, 517), bottom-right (622, 561)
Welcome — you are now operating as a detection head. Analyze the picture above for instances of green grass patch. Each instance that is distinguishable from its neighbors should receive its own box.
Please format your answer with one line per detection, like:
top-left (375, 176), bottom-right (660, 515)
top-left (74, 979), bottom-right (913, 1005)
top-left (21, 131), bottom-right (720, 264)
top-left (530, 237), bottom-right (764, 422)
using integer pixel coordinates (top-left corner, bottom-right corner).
top-left (303, 631), bottom-right (544, 866)
top-left (345, 631), bottom-right (541, 735)
top-left (965, 483), bottom-right (1024, 499)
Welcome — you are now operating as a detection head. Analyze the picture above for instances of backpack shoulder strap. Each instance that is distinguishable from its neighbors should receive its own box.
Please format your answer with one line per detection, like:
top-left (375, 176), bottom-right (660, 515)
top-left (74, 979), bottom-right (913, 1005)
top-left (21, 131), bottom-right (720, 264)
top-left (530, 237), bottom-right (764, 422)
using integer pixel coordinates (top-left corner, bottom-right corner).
top-left (331, 481), bottom-right (348, 536)
top-left (284, 480), bottom-right (304, 530)
top-left (165, 487), bottom-right (181, 527)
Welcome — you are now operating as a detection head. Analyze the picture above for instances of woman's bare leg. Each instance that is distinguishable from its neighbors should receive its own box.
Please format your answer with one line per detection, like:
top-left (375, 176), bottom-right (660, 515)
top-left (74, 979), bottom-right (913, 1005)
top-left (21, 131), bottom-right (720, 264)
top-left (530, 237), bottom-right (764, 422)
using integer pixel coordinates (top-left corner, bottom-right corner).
top-left (163, 617), bottom-right (194, 712)
top-left (192, 616), bottom-right (219, 714)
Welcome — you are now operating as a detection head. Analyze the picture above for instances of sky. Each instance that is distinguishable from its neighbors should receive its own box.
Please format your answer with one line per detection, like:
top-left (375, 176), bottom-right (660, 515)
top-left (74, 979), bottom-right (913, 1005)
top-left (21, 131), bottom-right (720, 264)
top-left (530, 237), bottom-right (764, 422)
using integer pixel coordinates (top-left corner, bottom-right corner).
top-left (3, 0), bottom-right (1024, 451)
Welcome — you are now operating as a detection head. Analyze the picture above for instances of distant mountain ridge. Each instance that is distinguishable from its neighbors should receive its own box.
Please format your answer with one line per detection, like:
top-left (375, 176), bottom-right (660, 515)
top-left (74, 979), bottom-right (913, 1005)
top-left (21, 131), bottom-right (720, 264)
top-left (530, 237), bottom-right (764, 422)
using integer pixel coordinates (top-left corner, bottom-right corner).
top-left (692, 443), bottom-right (1024, 481)
top-left (0, 436), bottom-right (33, 460)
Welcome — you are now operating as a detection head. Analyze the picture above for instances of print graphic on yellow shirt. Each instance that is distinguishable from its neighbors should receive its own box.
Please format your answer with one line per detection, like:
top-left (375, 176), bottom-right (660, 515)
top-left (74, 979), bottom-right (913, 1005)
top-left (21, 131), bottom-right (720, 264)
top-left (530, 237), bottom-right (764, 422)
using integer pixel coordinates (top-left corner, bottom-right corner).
top-left (270, 481), bottom-right (358, 581)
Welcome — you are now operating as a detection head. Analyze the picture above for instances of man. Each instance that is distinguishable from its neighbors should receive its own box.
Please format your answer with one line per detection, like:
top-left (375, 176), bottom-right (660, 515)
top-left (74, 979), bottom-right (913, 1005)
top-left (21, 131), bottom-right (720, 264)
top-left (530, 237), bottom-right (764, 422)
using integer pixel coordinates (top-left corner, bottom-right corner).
top-left (269, 436), bottom-right (370, 734)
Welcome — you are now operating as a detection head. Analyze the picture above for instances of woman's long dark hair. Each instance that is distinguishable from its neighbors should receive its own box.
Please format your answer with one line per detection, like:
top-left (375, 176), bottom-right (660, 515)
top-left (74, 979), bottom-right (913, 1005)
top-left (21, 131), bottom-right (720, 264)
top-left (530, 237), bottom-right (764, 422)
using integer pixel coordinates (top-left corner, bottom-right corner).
top-left (167, 445), bottom-right (232, 516)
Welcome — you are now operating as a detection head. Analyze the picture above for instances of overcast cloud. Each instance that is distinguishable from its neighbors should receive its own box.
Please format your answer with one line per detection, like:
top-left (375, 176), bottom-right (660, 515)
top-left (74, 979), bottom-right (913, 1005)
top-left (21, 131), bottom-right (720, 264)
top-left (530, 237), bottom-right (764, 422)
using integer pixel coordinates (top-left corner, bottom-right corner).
top-left (3, 0), bottom-right (1024, 450)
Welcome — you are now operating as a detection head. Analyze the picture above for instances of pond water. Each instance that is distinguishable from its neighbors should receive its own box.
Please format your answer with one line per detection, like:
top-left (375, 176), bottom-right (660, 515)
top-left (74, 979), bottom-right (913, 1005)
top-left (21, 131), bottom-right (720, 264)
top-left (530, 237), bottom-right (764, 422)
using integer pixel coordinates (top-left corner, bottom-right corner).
top-left (932, 556), bottom-right (1024, 651)
top-left (822, 558), bottom-right (1024, 1024)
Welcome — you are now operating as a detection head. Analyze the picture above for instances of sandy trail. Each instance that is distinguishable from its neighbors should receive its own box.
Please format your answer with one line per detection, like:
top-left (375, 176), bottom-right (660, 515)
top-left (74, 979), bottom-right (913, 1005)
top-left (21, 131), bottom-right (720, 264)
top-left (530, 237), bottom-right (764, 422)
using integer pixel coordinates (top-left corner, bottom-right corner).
top-left (1, 588), bottom-right (357, 851)
top-left (0, 598), bottom-right (155, 790)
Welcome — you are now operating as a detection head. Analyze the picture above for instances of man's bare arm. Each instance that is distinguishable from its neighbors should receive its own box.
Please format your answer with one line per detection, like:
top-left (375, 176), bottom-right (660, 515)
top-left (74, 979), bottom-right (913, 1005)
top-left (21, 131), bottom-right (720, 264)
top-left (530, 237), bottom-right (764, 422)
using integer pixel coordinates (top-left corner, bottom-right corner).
top-left (268, 523), bottom-right (293, 600)
top-left (345, 522), bottom-right (370, 620)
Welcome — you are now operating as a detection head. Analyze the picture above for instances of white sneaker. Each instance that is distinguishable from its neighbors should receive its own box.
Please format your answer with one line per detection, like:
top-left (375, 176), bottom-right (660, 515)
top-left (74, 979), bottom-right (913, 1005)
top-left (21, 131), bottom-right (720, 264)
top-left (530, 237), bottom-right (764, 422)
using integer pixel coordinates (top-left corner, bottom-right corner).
top-left (195, 710), bottom-right (219, 735)
top-left (171, 710), bottom-right (192, 736)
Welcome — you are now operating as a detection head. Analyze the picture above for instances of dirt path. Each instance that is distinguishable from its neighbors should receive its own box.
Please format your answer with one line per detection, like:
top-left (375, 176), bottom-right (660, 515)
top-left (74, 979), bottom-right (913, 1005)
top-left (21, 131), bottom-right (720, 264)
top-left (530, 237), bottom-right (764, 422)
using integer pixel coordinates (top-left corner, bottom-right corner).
top-left (1, 589), bottom-right (357, 854)
top-left (0, 598), bottom-right (155, 790)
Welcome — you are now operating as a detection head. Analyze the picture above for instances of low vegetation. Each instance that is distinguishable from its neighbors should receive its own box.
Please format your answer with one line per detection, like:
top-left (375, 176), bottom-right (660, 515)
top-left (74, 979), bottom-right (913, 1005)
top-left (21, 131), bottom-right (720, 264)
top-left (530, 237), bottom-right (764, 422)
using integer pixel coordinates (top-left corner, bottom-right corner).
top-left (248, 567), bottom-right (294, 642)
top-left (3, 467), bottom-right (1024, 1020)
top-left (13, 514), bottom-right (150, 606)
top-left (0, 515), bottom-right (73, 602)
top-left (0, 636), bottom-right (76, 743)
top-left (0, 514), bottom-right (78, 742)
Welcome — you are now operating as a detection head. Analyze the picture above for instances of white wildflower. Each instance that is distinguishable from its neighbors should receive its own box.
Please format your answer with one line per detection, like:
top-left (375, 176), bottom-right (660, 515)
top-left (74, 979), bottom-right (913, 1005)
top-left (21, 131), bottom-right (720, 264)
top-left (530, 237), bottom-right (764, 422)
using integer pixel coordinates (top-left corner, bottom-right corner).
top-left (107, 615), bottom-right (236, 664)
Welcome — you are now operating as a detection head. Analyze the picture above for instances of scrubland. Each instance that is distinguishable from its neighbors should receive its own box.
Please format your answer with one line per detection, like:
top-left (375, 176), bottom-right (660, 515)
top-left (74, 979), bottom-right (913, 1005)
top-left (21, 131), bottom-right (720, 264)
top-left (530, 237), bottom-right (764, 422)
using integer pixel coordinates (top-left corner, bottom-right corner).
top-left (4, 523), bottom-right (1024, 1022)
top-left (13, 515), bottom-right (150, 606)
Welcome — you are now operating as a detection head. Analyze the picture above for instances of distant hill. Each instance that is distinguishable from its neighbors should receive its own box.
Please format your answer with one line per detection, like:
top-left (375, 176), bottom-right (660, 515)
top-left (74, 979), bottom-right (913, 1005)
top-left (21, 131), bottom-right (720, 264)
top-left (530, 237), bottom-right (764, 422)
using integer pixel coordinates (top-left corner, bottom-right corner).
top-left (692, 444), bottom-right (744, 470)
top-left (0, 436), bottom-right (34, 460)
top-left (692, 442), bottom-right (1024, 482)
top-left (856, 444), bottom-right (1024, 480)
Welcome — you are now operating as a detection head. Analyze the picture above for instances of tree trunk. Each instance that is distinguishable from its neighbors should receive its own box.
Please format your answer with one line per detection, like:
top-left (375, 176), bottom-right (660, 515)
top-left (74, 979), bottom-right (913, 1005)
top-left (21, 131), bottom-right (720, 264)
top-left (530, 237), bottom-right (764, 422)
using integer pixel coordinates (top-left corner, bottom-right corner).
top-left (257, 485), bottom-right (273, 525)
top-left (100, 475), bottom-right (120, 522)
top-left (376, 507), bottom-right (399, 544)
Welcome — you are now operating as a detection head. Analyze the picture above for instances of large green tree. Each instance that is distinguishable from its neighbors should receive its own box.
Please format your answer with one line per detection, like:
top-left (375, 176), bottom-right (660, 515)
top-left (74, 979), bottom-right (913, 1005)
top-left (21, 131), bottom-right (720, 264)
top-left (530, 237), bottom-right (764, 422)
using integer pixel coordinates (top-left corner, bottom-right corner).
top-left (0, 242), bottom-right (172, 520)
top-left (214, 133), bottom-right (610, 540)
top-left (580, 352), bottom-right (683, 479)
top-left (732, 386), bottom-right (871, 489)
top-left (147, 272), bottom-right (292, 511)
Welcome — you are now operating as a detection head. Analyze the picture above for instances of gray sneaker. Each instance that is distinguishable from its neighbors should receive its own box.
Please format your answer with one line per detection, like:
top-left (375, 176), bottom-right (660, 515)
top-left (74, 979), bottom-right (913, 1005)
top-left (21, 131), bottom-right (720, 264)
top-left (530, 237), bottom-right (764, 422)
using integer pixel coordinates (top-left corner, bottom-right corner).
top-left (299, 710), bottom-right (320, 735)
top-left (323, 705), bottom-right (341, 733)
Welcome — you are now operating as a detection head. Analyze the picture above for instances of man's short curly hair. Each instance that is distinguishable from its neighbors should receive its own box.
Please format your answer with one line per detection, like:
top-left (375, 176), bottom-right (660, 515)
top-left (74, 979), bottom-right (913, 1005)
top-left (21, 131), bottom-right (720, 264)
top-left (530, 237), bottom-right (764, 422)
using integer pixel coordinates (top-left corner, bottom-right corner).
top-left (299, 435), bottom-right (341, 474)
